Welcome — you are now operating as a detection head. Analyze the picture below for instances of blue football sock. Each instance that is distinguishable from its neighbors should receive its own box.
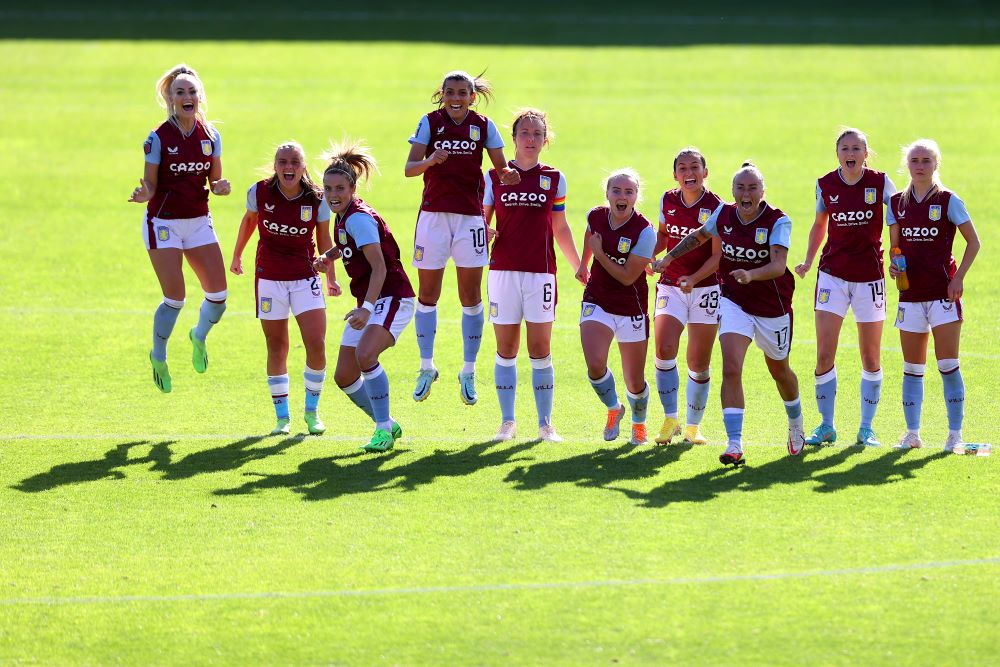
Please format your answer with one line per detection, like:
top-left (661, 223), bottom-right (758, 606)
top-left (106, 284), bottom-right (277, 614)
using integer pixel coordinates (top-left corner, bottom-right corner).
top-left (902, 363), bottom-right (925, 431)
top-left (414, 302), bottom-right (437, 368)
top-left (303, 365), bottom-right (325, 412)
top-left (626, 383), bottom-right (649, 425)
top-left (654, 358), bottom-right (679, 418)
top-left (461, 303), bottom-right (485, 371)
top-left (268, 374), bottom-right (290, 420)
top-left (362, 363), bottom-right (391, 425)
top-left (495, 355), bottom-right (517, 422)
top-left (193, 290), bottom-right (227, 342)
top-left (530, 356), bottom-right (555, 427)
top-left (784, 397), bottom-right (802, 421)
top-left (722, 408), bottom-right (744, 444)
top-left (860, 368), bottom-right (882, 430)
top-left (686, 369), bottom-right (711, 425)
top-left (815, 366), bottom-right (837, 428)
top-left (341, 376), bottom-right (374, 421)
top-left (938, 359), bottom-right (964, 431)
top-left (151, 298), bottom-right (183, 362)
top-left (589, 370), bottom-right (619, 409)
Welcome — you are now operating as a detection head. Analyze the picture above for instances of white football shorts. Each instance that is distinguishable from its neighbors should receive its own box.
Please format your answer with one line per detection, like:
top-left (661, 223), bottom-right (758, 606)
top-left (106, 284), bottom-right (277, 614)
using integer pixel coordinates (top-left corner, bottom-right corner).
top-left (814, 271), bottom-right (886, 323)
top-left (719, 297), bottom-right (792, 361)
top-left (579, 301), bottom-right (649, 343)
top-left (654, 283), bottom-right (721, 326)
top-left (894, 299), bottom-right (962, 334)
top-left (412, 211), bottom-right (489, 269)
top-left (256, 277), bottom-right (326, 320)
top-left (143, 214), bottom-right (218, 251)
top-left (487, 270), bottom-right (556, 325)
top-left (341, 296), bottom-right (415, 347)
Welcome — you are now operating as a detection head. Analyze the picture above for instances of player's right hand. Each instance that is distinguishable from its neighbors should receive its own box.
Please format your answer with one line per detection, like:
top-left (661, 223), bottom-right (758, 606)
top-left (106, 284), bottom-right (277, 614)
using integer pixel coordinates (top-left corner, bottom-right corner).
top-left (575, 263), bottom-right (589, 285)
top-left (313, 255), bottom-right (331, 272)
top-left (793, 261), bottom-right (811, 278)
top-left (230, 257), bottom-right (243, 275)
top-left (887, 262), bottom-right (900, 278)
top-left (485, 226), bottom-right (497, 243)
top-left (430, 149), bottom-right (449, 165)
top-left (128, 178), bottom-right (153, 203)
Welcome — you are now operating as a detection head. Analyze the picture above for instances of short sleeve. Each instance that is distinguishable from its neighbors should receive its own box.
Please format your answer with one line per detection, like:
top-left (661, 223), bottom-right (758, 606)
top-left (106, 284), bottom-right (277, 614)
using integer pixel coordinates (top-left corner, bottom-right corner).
top-left (485, 118), bottom-right (504, 149)
top-left (815, 181), bottom-right (826, 213)
top-left (769, 216), bottom-right (792, 248)
top-left (483, 171), bottom-right (496, 207)
top-left (318, 198), bottom-right (331, 222)
top-left (631, 226), bottom-right (657, 259)
top-left (552, 174), bottom-right (567, 212)
top-left (144, 131), bottom-right (161, 165)
top-left (659, 192), bottom-right (668, 224)
top-left (948, 194), bottom-right (971, 225)
top-left (345, 212), bottom-right (380, 247)
top-left (408, 116), bottom-right (431, 145)
top-left (207, 124), bottom-right (222, 157)
top-left (245, 184), bottom-right (258, 212)
top-left (882, 174), bottom-right (896, 203)
top-left (703, 203), bottom-right (724, 236)
top-left (886, 205), bottom-right (897, 226)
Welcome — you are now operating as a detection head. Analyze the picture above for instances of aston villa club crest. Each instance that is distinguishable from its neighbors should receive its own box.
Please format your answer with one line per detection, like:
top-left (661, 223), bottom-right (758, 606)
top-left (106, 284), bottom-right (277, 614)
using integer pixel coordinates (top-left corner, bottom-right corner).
top-left (157, 226), bottom-right (169, 242)
top-left (897, 307), bottom-right (905, 323)
top-left (755, 228), bottom-right (768, 244)
top-left (929, 205), bottom-right (942, 221)
top-left (489, 302), bottom-right (499, 318)
top-left (656, 296), bottom-right (668, 310)
top-left (300, 206), bottom-right (313, 222)
top-left (818, 288), bottom-right (831, 304)
top-left (260, 297), bottom-right (272, 314)
top-left (698, 208), bottom-right (711, 224)
top-left (539, 175), bottom-right (551, 191)
top-left (582, 304), bottom-right (596, 317)
top-left (470, 126), bottom-right (481, 142)
top-left (414, 245), bottom-right (425, 262)
top-left (617, 237), bottom-right (632, 253)
top-left (201, 140), bottom-right (213, 156)
top-left (864, 188), bottom-right (877, 205)
top-left (337, 228), bottom-right (348, 245)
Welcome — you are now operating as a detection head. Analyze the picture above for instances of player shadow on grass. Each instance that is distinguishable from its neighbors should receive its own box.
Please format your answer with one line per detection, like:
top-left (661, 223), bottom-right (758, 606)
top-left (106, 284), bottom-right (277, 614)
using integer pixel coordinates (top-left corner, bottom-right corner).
top-left (213, 439), bottom-right (541, 501)
top-left (147, 435), bottom-right (305, 480)
top-left (12, 440), bottom-right (174, 493)
top-left (12, 436), bottom-right (306, 492)
top-left (608, 446), bottom-right (949, 508)
top-left (504, 442), bottom-right (694, 492)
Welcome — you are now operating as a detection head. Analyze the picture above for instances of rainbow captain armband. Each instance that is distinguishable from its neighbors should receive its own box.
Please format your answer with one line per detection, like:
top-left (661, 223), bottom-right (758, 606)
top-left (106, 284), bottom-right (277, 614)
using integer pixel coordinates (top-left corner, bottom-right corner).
top-left (552, 195), bottom-right (566, 212)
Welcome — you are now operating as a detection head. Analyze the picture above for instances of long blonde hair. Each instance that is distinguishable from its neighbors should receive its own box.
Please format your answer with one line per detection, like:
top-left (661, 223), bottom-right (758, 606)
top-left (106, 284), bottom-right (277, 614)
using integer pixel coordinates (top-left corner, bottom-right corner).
top-left (899, 138), bottom-right (944, 209)
top-left (267, 141), bottom-right (321, 197)
top-left (156, 64), bottom-right (209, 126)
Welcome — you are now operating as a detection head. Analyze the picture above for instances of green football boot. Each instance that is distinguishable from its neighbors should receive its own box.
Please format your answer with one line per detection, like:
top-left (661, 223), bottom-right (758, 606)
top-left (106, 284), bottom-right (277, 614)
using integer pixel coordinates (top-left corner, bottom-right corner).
top-left (362, 428), bottom-right (395, 452)
top-left (271, 418), bottom-right (291, 436)
top-left (304, 412), bottom-right (326, 435)
top-left (391, 421), bottom-right (403, 442)
top-left (189, 328), bottom-right (208, 374)
top-left (149, 353), bottom-right (172, 393)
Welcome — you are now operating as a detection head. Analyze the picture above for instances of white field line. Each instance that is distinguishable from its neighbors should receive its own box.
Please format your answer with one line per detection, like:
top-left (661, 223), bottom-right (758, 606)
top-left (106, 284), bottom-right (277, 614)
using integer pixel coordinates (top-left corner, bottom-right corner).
top-left (2, 556), bottom-right (997, 607)
top-left (3, 306), bottom-right (999, 359)
top-left (0, 10), bottom-right (994, 29)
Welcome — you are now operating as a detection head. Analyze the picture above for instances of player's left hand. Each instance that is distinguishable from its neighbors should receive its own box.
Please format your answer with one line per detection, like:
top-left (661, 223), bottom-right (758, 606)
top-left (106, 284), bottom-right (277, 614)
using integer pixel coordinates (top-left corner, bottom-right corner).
top-left (346, 308), bottom-right (370, 330)
top-left (947, 276), bottom-right (964, 302)
top-left (730, 269), bottom-right (751, 285)
top-left (575, 262), bottom-right (589, 285)
top-left (485, 225), bottom-right (497, 243)
top-left (327, 278), bottom-right (342, 297)
top-left (498, 167), bottom-right (520, 186)
top-left (678, 276), bottom-right (693, 293)
top-left (587, 232), bottom-right (603, 253)
top-left (211, 179), bottom-right (231, 196)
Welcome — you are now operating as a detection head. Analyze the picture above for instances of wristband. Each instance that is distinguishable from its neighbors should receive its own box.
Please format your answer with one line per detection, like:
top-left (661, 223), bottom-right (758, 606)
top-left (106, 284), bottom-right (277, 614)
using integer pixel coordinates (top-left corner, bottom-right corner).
top-left (361, 302), bottom-right (376, 314)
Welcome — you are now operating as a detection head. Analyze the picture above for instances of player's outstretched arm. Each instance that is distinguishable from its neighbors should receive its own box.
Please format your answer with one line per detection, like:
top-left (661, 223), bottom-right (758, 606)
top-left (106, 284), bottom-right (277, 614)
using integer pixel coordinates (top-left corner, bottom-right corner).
top-left (128, 162), bottom-right (158, 203)
top-left (653, 226), bottom-right (711, 272)
top-left (795, 211), bottom-right (828, 278)
top-left (230, 211), bottom-right (258, 275)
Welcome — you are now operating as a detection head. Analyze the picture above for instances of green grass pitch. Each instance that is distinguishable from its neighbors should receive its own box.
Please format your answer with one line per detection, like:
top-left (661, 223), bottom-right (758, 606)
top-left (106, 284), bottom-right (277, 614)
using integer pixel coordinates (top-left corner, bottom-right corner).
top-left (1, 6), bottom-right (999, 664)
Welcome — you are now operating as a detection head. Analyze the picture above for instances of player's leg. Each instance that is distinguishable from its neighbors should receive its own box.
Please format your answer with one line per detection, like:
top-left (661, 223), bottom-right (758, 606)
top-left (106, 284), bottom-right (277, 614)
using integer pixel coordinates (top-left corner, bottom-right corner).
top-left (261, 318), bottom-right (291, 434)
top-left (719, 332), bottom-right (752, 466)
top-left (805, 310), bottom-right (843, 445)
top-left (683, 321), bottom-right (718, 444)
top-left (356, 325), bottom-right (399, 452)
top-left (653, 306), bottom-right (684, 445)
top-left (895, 302), bottom-right (931, 448)
top-left (493, 322), bottom-right (521, 440)
top-left (184, 241), bottom-right (228, 373)
top-left (456, 266), bottom-right (485, 405)
top-left (334, 342), bottom-right (374, 421)
top-left (763, 354), bottom-right (805, 456)
top-left (413, 268), bottom-right (443, 401)
top-left (931, 318), bottom-right (964, 453)
top-left (146, 247), bottom-right (185, 392)
top-left (526, 321), bottom-right (558, 441)
top-left (856, 319), bottom-right (884, 446)
top-left (295, 307), bottom-right (328, 435)
top-left (581, 318), bottom-right (624, 441)
top-left (619, 335), bottom-right (650, 446)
